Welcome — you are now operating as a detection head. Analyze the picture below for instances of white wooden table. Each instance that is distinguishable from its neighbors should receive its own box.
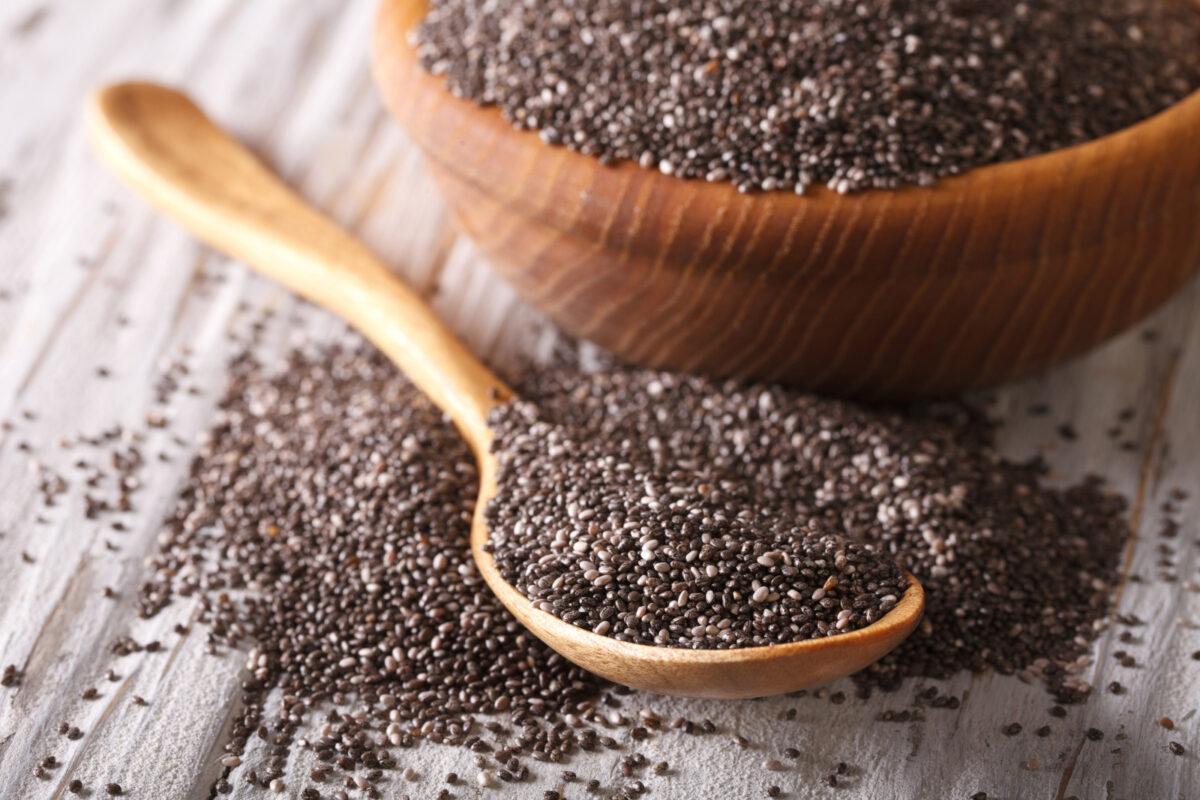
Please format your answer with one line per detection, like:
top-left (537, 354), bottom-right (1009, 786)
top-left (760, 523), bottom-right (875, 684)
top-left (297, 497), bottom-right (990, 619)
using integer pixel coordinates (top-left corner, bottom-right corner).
top-left (0, 2), bottom-right (1196, 798)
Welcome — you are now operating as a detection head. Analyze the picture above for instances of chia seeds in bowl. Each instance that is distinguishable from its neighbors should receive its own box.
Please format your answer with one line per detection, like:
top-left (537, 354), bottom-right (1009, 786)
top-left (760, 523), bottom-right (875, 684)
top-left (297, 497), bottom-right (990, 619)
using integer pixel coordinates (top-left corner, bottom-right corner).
top-left (414, 0), bottom-right (1200, 193)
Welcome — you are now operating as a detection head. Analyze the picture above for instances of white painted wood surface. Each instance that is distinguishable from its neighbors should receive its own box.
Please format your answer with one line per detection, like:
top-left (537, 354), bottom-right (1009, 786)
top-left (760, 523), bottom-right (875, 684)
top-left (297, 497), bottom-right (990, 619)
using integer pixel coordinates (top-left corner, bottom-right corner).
top-left (0, 1), bottom-right (1196, 798)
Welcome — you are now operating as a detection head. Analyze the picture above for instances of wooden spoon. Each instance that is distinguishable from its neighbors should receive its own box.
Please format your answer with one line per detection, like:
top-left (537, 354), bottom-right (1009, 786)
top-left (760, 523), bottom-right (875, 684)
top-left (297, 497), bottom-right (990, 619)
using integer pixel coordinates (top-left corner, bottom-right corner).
top-left (86, 81), bottom-right (924, 699)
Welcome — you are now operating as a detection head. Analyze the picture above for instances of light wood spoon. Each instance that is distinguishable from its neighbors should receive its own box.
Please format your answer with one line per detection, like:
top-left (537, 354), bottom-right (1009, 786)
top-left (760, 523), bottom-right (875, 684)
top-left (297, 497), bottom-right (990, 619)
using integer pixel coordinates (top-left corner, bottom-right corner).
top-left (86, 81), bottom-right (924, 698)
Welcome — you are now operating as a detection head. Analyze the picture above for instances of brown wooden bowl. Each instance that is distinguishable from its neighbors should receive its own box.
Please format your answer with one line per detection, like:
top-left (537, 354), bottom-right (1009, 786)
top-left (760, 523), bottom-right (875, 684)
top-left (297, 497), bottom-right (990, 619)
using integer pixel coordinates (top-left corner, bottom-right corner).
top-left (371, 0), bottom-right (1200, 399)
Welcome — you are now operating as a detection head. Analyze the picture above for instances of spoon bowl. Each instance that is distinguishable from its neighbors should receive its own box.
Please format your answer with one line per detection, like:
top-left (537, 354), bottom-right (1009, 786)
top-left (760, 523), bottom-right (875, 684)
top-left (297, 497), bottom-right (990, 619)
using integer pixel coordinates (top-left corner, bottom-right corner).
top-left (86, 81), bottom-right (924, 698)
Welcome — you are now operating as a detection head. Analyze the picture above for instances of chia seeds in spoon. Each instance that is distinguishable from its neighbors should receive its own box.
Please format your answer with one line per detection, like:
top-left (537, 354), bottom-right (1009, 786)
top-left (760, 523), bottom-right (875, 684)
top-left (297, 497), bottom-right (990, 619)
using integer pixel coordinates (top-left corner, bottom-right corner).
top-left (414, 0), bottom-right (1200, 193)
top-left (485, 374), bottom-right (910, 648)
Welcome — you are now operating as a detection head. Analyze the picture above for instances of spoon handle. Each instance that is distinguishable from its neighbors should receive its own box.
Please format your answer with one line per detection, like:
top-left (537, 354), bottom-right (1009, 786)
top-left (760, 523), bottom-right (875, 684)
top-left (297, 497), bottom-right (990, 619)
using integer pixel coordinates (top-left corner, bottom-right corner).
top-left (86, 81), bottom-right (508, 452)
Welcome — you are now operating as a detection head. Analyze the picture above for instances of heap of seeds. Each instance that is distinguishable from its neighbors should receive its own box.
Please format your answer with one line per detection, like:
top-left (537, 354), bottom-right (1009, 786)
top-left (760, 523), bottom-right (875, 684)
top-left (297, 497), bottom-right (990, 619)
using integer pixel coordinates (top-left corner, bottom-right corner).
top-left (139, 345), bottom-right (612, 789)
top-left (487, 366), bottom-right (1129, 697)
top-left (415, 0), bottom-right (1200, 193)
top-left (486, 384), bottom-right (909, 648)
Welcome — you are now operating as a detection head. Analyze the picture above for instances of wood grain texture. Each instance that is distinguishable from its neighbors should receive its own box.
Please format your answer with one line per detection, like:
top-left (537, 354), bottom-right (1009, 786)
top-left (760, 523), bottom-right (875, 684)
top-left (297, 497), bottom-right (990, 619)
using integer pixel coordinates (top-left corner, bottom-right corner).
top-left (372, 0), bottom-right (1200, 399)
top-left (1, 1), bottom-right (1198, 798)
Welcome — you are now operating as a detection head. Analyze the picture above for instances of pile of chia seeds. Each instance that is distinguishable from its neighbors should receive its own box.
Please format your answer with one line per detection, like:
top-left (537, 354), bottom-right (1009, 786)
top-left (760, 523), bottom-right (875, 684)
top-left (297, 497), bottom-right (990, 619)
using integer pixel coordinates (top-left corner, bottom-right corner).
top-left (487, 367), bottom-right (1130, 699)
top-left (4, 333), bottom-right (1161, 798)
top-left (414, 0), bottom-right (1200, 193)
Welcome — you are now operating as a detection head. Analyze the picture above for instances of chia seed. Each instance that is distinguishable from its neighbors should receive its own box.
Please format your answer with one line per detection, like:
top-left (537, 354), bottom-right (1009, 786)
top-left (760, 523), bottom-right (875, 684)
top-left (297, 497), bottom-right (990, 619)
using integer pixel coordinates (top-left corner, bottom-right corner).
top-left (415, 0), bottom-right (1200, 193)
top-left (0, 664), bottom-right (20, 687)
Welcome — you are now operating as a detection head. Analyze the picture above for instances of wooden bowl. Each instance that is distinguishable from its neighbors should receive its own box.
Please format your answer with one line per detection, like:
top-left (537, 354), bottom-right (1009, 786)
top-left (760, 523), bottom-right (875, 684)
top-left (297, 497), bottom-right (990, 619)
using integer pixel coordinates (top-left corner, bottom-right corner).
top-left (371, 0), bottom-right (1200, 398)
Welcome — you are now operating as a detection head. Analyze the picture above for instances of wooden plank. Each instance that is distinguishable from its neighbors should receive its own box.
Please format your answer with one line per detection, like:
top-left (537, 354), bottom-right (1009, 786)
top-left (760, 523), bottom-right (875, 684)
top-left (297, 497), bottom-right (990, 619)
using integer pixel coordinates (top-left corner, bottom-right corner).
top-left (0, 0), bottom-right (1198, 797)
